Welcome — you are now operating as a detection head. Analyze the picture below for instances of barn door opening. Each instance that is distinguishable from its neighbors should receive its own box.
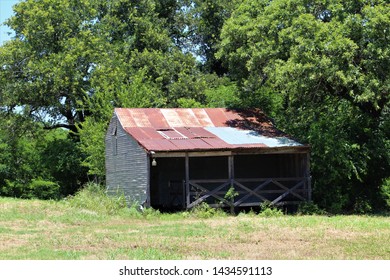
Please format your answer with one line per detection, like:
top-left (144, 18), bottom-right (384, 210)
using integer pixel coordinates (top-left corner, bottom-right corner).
top-left (149, 157), bottom-right (185, 210)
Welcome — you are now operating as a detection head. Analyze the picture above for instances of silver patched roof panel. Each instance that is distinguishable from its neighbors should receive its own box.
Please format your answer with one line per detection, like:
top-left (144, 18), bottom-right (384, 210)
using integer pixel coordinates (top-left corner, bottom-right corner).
top-left (205, 127), bottom-right (302, 147)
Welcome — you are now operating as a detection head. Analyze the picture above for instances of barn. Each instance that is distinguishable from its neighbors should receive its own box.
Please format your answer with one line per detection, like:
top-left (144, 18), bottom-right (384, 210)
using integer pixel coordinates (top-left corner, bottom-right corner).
top-left (105, 108), bottom-right (311, 210)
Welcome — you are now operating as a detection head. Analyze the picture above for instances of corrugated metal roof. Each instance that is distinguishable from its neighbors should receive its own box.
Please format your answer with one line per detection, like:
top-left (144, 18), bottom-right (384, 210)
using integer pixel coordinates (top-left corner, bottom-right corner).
top-left (115, 108), bottom-right (307, 153)
top-left (205, 127), bottom-right (301, 147)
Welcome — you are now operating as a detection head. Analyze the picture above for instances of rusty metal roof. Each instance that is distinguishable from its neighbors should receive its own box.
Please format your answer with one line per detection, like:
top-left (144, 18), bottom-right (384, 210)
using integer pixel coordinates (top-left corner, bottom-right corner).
top-left (114, 108), bottom-right (307, 153)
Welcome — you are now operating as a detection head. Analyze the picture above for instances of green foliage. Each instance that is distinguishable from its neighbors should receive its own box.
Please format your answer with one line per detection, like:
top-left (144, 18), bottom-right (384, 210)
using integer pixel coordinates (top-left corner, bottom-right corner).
top-left (0, 117), bottom-right (87, 198)
top-left (224, 185), bottom-right (239, 214)
top-left (140, 207), bottom-right (162, 219)
top-left (1, 179), bottom-right (60, 200)
top-left (39, 129), bottom-right (88, 195)
top-left (225, 186), bottom-right (238, 201)
top-left (380, 178), bottom-right (390, 209)
top-left (353, 198), bottom-right (373, 215)
top-left (297, 202), bottom-right (326, 216)
top-left (26, 179), bottom-right (61, 200)
top-left (218, 0), bottom-right (390, 212)
top-left (0, 0), bottom-right (103, 133)
top-left (204, 82), bottom-right (241, 108)
top-left (191, 202), bottom-right (227, 218)
top-left (66, 183), bottom-right (127, 216)
top-left (258, 202), bottom-right (284, 217)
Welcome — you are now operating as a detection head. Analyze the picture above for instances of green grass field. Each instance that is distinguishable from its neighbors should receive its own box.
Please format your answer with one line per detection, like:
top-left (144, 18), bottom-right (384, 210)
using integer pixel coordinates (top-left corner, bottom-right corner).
top-left (0, 196), bottom-right (389, 260)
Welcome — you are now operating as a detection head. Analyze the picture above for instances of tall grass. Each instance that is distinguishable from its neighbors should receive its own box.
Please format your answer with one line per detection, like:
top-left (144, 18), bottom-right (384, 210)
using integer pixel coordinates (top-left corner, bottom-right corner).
top-left (65, 183), bottom-right (128, 215)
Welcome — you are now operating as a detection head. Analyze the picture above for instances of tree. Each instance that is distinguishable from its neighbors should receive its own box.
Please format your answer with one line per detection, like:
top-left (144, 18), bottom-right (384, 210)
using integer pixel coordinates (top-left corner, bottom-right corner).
top-left (171, 0), bottom-right (237, 75)
top-left (0, 0), bottom-right (103, 133)
top-left (218, 0), bottom-right (390, 211)
top-left (1, 0), bottom-right (228, 184)
top-left (0, 112), bottom-right (87, 198)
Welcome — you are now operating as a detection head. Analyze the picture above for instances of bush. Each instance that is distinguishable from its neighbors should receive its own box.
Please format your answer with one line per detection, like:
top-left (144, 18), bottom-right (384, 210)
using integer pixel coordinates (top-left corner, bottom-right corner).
top-left (67, 183), bottom-right (127, 215)
top-left (380, 178), bottom-right (390, 209)
top-left (191, 202), bottom-right (226, 218)
top-left (1, 179), bottom-right (60, 200)
top-left (353, 197), bottom-right (373, 214)
top-left (258, 202), bottom-right (284, 217)
top-left (1, 180), bottom-right (25, 198)
top-left (27, 179), bottom-right (61, 200)
top-left (297, 202), bottom-right (326, 215)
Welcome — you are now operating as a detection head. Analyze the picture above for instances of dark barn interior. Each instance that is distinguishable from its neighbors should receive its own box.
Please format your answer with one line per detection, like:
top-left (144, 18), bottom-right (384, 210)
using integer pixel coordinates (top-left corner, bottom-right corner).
top-left (149, 153), bottom-right (310, 211)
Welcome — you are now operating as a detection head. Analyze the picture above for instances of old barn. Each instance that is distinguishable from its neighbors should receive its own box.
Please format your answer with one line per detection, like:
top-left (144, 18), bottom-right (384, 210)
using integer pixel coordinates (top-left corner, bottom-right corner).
top-left (105, 108), bottom-right (311, 210)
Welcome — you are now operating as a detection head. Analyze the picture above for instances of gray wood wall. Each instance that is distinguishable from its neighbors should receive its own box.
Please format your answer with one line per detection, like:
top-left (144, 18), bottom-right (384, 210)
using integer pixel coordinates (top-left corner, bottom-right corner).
top-left (105, 115), bottom-right (149, 205)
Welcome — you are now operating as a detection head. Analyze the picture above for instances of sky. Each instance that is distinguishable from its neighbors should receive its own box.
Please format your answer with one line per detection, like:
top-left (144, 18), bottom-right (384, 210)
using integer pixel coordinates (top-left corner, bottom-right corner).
top-left (0, 0), bottom-right (20, 45)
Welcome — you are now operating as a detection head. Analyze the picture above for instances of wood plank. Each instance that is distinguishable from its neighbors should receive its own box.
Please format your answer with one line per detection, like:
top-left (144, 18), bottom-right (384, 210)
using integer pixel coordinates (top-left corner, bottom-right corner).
top-left (185, 153), bottom-right (190, 208)
top-left (189, 179), bottom-right (229, 183)
top-left (145, 156), bottom-right (151, 208)
top-left (233, 179), bottom-right (271, 206)
top-left (154, 151), bottom-right (232, 158)
top-left (237, 177), bottom-right (305, 182)
top-left (271, 180), bottom-right (305, 204)
top-left (228, 155), bottom-right (234, 183)
top-left (306, 153), bottom-right (312, 201)
top-left (187, 181), bottom-right (232, 208)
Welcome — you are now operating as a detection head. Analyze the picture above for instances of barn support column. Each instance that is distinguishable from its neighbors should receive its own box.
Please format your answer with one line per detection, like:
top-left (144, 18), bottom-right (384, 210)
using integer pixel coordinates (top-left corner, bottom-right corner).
top-left (228, 155), bottom-right (235, 185)
top-left (306, 153), bottom-right (312, 201)
top-left (185, 153), bottom-right (190, 208)
top-left (145, 156), bottom-right (151, 208)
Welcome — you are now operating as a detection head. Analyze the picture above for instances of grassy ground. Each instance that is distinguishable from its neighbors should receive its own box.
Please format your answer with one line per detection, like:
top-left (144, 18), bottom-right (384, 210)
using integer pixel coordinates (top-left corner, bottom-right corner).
top-left (0, 196), bottom-right (389, 260)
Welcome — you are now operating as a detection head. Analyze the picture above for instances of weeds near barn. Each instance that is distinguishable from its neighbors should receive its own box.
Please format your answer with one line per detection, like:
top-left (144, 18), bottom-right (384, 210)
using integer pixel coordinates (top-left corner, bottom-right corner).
top-left (0, 193), bottom-right (389, 260)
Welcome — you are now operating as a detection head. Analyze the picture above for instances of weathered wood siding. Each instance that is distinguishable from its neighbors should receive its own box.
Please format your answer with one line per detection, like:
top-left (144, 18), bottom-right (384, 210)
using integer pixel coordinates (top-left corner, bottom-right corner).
top-left (105, 115), bottom-right (149, 205)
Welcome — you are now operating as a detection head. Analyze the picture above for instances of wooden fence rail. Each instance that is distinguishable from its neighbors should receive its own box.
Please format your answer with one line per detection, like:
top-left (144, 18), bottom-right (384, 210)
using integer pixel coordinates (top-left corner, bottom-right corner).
top-left (186, 177), bottom-right (309, 209)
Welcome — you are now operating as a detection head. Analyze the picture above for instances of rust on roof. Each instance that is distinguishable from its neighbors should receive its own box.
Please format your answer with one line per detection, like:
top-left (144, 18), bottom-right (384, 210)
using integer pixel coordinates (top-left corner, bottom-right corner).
top-left (115, 108), bottom-right (307, 153)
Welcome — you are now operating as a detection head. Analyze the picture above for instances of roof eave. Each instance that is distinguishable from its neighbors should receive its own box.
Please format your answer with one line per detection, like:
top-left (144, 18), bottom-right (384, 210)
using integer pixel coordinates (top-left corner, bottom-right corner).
top-left (150, 145), bottom-right (310, 157)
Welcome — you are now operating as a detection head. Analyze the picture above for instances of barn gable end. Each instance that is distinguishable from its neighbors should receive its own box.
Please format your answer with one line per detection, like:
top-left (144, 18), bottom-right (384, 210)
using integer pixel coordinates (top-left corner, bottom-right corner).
top-left (105, 114), bottom-right (149, 206)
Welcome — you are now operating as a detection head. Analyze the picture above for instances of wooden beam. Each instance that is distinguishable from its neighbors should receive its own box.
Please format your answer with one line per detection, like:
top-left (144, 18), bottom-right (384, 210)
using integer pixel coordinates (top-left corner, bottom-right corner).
top-left (233, 179), bottom-right (271, 206)
top-left (306, 153), bottom-right (312, 201)
top-left (188, 181), bottom-right (232, 208)
top-left (271, 180), bottom-right (305, 204)
top-left (228, 155), bottom-right (234, 185)
top-left (145, 155), bottom-right (151, 208)
top-left (271, 179), bottom-right (306, 201)
top-left (154, 151), bottom-right (232, 158)
top-left (185, 153), bottom-right (190, 208)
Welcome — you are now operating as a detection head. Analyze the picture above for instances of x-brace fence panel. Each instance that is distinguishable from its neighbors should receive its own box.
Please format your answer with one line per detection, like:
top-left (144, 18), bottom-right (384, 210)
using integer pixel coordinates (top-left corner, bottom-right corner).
top-left (186, 177), bottom-right (309, 209)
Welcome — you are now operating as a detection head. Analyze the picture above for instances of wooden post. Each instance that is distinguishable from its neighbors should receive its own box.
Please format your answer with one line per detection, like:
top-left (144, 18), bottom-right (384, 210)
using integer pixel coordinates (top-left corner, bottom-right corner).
top-left (306, 152), bottom-right (312, 201)
top-left (145, 155), bottom-right (151, 208)
top-left (228, 155), bottom-right (234, 184)
top-left (185, 153), bottom-right (190, 208)
top-left (228, 155), bottom-right (235, 214)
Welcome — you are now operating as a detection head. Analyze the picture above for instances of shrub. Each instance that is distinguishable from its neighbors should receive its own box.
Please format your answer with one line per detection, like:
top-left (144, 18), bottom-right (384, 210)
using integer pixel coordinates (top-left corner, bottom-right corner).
top-left (27, 179), bottom-right (61, 200)
top-left (353, 197), bottom-right (373, 214)
top-left (191, 202), bottom-right (226, 218)
top-left (67, 183), bottom-right (127, 215)
top-left (141, 207), bottom-right (161, 218)
top-left (297, 202), bottom-right (326, 215)
top-left (258, 202), bottom-right (284, 217)
top-left (1, 180), bottom-right (24, 198)
top-left (1, 179), bottom-right (60, 200)
top-left (380, 178), bottom-right (390, 209)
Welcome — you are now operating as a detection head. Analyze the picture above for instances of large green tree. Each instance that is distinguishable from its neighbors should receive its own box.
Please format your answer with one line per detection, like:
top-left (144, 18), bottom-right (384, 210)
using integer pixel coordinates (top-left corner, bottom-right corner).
top-left (0, 0), bottom-right (221, 191)
top-left (0, 0), bottom-right (102, 133)
top-left (0, 0), bottom-right (217, 132)
top-left (218, 0), bottom-right (390, 211)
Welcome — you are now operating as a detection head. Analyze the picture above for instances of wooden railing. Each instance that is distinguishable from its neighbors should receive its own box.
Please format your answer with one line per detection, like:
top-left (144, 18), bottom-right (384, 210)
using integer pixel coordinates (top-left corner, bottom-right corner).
top-left (186, 177), bottom-right (309, 209)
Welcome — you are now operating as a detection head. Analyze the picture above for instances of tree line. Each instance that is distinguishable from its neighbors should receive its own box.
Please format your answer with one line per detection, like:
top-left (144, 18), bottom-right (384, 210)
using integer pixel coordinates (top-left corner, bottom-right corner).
top-left (0, 0), bottom-right (389, 213)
